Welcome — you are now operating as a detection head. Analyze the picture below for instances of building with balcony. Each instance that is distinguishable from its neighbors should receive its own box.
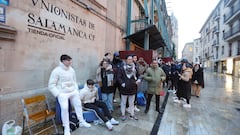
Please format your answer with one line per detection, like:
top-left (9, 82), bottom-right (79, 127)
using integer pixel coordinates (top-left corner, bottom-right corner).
top-left (198, 0), bottom-right (240, 76)
top-left (223, 0), bottom-right (240, 77)
top-left (192, 38), bottom-right (201, 65)
top-left (170, 13), bottom-right (179, 59)
top-left (124, 0), bottom-right (173, 58)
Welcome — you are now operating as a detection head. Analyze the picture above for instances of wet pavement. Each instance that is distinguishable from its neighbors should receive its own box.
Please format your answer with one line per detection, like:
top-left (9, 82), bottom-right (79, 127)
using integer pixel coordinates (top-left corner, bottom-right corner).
top-left (71, 94), bottom-right (161, 135)
top-left (37, 72), bottom-right (240, 135)
top-left (158, 72), bottom-right (240, 135)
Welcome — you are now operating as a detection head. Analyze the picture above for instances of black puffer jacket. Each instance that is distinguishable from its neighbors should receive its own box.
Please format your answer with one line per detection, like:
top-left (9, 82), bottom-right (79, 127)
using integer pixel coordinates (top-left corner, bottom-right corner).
top-left (117, 66), bottom-right (138, 95)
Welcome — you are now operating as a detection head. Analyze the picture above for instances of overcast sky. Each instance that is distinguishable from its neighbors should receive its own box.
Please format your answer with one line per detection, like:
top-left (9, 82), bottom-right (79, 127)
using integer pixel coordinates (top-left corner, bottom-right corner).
top-left (166, 0), bottom-right (219, 58)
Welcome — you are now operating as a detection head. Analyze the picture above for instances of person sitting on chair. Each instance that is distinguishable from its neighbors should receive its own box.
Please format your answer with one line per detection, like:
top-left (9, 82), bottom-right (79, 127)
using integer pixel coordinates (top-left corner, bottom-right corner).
top-left (79, 79), bottom-right (119, 131)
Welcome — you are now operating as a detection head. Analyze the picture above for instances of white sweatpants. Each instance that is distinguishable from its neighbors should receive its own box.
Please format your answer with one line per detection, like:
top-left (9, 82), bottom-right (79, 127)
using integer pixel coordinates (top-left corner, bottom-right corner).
top-left (57, 90), bottom-right (84, 128)
top-left (121, 94), bottom-right (135, 116)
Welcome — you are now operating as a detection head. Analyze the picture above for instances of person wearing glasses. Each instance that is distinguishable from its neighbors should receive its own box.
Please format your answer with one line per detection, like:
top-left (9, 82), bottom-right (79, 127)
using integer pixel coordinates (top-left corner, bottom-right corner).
top-left (48, 54), bottom-right (91, 135)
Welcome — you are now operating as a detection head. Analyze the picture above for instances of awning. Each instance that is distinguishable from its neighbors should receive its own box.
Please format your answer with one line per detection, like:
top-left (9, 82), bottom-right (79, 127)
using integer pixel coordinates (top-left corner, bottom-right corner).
top-left (124, 25), bottom-right (165, 50)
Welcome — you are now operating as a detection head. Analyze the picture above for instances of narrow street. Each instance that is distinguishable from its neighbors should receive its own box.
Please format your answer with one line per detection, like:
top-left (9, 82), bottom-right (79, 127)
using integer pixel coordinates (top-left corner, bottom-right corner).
top-left (158, 71), bottom-right (240, 135)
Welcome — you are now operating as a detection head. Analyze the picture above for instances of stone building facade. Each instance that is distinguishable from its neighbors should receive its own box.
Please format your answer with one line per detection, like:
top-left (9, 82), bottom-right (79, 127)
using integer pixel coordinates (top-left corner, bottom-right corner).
top-left (0, 0), bottom-right (172, 128)
top-left (199, 0), bottom-right (240, 76)
top-left (0, 0), bottom-right (128, 127)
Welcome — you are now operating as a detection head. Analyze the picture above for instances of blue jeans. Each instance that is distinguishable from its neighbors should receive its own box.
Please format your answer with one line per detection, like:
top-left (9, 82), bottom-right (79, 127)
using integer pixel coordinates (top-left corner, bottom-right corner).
top-left (101, 93), bottom-right (114, 111)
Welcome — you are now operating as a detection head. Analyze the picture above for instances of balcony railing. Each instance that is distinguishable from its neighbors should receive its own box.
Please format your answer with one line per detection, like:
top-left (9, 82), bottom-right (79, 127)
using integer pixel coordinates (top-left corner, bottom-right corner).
top-left (223, 24), bottom-right (240, 40)
top-left (212, 40), bottom-right (217, 46)
top-left (133, 16), bottom-right (148, 32)
top-left (224, 0), bottom-right (237, 7)
top-left (214, 13), bottom-right (220, 21)
top-left (224, 3), bottom-right (240, 23)
top-left (224, 0), bottom-right (230, 7)
top-left (213, 26), bottom-right (219, 34)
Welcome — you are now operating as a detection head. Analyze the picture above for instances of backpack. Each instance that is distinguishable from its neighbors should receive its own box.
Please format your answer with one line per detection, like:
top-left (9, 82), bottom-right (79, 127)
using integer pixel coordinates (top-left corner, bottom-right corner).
top-left (69, 113), bottom-right (79, 132)
top-left (137, 92), bottom-right (146, 106)
top-left (55, 99), bottom-right (79, 132)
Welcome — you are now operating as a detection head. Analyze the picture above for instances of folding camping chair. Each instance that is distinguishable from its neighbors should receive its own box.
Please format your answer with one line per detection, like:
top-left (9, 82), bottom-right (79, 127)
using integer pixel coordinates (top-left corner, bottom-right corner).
top-left (21, 95), bottom-right (58, 135)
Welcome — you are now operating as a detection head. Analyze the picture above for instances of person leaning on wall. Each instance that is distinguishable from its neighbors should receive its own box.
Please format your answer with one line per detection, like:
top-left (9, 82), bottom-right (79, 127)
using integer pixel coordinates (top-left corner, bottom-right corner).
top-left (48, 54), bottom-right (91, 135)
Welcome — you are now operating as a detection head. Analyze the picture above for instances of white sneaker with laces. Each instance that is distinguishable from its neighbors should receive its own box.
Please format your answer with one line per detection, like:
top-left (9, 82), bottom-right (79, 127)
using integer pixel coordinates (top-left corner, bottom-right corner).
top-left (183, 104), bottom-right (191, 108)
top-left (173, 99), bottom-right (181, 104)
top-left (105, 121), bottom-right (113, 131)
top-left (110, 118), bottom-right (119, 125)
top-left (80, 121), bottom-right (91, 128)
top-left (134, 106), bottom-right (140, 112)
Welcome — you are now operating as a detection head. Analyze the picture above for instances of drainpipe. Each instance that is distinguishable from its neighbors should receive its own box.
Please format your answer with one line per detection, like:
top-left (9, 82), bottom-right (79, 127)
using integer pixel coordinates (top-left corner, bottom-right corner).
top-left (126, 0), bottom-right (132, 50)
top-left (150, 0), bottom-right (154, 24)
top-left (144, 0), bottom-right (149, 50)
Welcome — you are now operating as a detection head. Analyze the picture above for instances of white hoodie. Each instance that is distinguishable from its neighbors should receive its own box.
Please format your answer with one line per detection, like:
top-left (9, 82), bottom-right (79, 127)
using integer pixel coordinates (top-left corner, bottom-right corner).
top-left (79, 83), bottom-right (99, 104)
top-left (48, 62), bottom-right (78, 97)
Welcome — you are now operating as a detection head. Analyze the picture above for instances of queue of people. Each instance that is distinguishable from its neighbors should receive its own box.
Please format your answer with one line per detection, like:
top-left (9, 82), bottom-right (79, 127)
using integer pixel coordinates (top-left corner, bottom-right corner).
top-left (171, 59), bottom-right (205, 108)
top-left (48, 53), bottom-right (204, 135)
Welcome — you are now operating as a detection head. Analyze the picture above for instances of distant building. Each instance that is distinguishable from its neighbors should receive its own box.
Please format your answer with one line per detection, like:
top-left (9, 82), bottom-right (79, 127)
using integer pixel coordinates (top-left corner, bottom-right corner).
top-left (170, 13), bottom-right (179, 59)
top-left (182, 42), bottom-right (193, 63)
top-left (199, 0), bottom-right (240, 76)
top-left (193, 38), bottom-right (201, 64)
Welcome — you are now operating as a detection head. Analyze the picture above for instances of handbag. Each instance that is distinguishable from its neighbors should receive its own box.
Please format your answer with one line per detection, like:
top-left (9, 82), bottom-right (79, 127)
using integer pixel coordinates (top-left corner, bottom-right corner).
top-left (160, 90), bottom-right (165, 96)
top-left (2, 120), bottom-right (22, 135)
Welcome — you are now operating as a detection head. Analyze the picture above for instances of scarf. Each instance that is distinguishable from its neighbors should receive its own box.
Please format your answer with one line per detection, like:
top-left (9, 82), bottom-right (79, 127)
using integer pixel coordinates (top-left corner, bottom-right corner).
top-left (124, 63), bottom-right (136, 79)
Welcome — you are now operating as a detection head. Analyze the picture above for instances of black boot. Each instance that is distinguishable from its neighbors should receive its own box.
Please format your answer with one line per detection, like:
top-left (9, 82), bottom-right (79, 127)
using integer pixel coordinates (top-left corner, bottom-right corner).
top-left (155, 95), bottom-right (160, 112)
top-left (144, 109), bottom-right (149, 113)
top-left (145, 94), bottom-right (152, 114)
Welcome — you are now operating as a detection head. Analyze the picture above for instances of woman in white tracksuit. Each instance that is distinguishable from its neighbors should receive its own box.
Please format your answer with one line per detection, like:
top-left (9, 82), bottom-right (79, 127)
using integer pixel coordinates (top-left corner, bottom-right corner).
top-left (48, 54), bottom-right (91, 135)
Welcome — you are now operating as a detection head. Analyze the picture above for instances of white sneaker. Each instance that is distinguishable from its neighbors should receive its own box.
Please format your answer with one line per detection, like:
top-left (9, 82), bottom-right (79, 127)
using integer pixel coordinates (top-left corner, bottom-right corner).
top-left (183, 104), bottom-right (191, 108)
top-left (172, 96), bottom-right (178, 100)
top-left (181, 98), bottom-right (187, 102)
top-left (110, 118), bottom-right (119, 125)
top-left (80, 121), bottom-right (91, 128)
top-left (64, 127), bottom-right (71, 135)
top-left (105, 121), bottom-right (113, 131)
top-left (134, 106), bottom-right (140, 112)
top-left (173, 99), bottom-right (181, 104)
top-left (173, 90), bottom-right (176, 94)
top-left (168, 89), bottom-right (173, 92)
top-left (113, 99), bottom-right (117, 103)
top-left (126, 107), bottom-right (131, 114)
